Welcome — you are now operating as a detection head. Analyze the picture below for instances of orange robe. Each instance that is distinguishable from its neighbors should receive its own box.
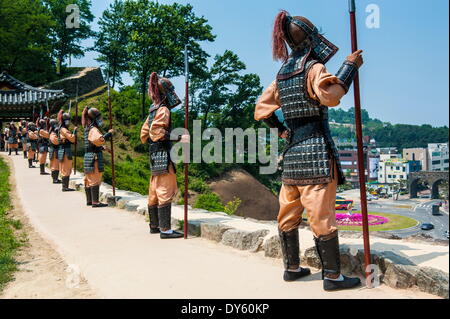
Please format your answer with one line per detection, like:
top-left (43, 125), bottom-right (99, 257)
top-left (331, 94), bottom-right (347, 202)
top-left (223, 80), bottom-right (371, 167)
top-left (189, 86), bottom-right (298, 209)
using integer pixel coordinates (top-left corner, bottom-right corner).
top-left (84, 127), bottom-right (106, 187)
top-left (59, 127), bottom-right (76, 177)
top-left (49, 132), bottom-right (60, 171)
top-left (255, 63), bottom-right (346, 237)
top-left (38, 129), bottom-right (49, 164)
top-left (140, 107), bottom-right (177, 207)
top-left (27, 131), bottom-right (38, 160)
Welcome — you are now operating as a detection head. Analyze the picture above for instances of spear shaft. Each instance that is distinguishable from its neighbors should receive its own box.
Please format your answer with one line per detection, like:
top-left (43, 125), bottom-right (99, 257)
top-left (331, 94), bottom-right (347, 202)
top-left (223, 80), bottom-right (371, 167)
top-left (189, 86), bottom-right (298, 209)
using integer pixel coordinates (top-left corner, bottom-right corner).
top-left (184, 45), bottom-right (189, 239)
top-left (73, 84), bottom-right (79, 175)
top-left (107, 75), bottom-right (116, 197)
top-left (349, 0), bottom-right (372, 283)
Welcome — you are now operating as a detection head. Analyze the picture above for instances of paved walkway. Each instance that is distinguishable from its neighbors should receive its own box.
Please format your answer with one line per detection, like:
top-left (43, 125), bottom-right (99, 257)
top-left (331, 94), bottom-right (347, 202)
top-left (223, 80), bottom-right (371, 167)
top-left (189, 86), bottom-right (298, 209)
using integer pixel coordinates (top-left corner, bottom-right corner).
top-left (3, 154), bottom-right (438, 299)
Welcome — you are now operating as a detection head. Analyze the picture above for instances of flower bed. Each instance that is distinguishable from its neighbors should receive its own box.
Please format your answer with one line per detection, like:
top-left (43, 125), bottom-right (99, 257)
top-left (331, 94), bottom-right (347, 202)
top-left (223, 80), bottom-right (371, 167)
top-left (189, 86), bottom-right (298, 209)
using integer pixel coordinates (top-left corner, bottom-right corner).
top-left (336, 213), bottom-right (389, 227)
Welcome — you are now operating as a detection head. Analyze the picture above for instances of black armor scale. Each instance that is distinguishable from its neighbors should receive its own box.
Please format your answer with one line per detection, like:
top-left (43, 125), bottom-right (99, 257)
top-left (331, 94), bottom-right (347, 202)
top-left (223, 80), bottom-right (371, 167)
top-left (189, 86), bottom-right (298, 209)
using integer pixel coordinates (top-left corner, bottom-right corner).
top-left (57, 127), bottom-right (73, 161)
top-left (277, 50), bottom-right (345, 186)
top-left (147, 104), bottom-right (173, 176)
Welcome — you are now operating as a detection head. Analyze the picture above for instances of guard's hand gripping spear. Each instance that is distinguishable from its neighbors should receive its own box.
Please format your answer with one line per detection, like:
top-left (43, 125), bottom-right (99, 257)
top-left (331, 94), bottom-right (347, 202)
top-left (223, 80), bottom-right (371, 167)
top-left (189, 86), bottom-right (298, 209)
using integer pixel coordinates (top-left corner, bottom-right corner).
top-left (348, 0), bottom-right (372, 285)
top-left (107, 74), bottom-right (117, 197)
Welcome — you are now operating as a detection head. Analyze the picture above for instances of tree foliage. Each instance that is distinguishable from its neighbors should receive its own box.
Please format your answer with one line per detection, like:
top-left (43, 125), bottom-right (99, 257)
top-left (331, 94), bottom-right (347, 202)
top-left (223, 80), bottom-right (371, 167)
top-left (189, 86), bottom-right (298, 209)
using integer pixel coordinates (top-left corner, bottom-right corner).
top-left (0, 0), bottom-right (55, 85)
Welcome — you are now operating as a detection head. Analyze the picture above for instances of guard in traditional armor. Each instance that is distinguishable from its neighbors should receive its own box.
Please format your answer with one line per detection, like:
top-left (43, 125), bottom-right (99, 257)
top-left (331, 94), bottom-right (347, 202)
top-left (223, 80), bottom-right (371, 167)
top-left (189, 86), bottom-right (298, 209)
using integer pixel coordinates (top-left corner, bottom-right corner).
top-left (27, 122), bottom-right (39, 168)
top-left (140, 72), bottom-right (188, 239)
top-left (19, 120), bottom-right (28, 158)
top-left (81, 106), bottom-right (114, 208)
top-left (255, 11), bottom-right (363, 291)
top-left (37, 118), bottom-right (50, 175)
top-left (48, 119), bottom-right (62, 184)
top-left (7, 122), bottom-right (19, 156)
top-left (57, 110), bottom-right (77, 192)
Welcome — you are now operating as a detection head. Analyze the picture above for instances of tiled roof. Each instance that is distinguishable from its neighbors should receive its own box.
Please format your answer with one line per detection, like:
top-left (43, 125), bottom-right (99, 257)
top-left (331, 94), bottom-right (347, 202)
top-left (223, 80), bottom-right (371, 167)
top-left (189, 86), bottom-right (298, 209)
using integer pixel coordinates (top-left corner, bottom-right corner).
top-left (0, 72), bottom-right (67, 106)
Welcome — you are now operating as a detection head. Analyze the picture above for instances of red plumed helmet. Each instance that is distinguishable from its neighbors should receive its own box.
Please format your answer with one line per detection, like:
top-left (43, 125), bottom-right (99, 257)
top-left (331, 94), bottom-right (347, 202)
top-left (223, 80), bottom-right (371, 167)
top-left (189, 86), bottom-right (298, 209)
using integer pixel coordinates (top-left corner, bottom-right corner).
top-left (272, 10), bottom-right (289, 62)
top-left (148, 72), bottom-right (161, 105)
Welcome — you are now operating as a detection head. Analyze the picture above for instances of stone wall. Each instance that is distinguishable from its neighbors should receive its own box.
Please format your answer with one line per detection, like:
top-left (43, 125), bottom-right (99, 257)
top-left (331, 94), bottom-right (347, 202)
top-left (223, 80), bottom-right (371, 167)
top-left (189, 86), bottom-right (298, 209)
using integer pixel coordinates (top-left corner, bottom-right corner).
top-left (44, 67), bottom-right (105, 98)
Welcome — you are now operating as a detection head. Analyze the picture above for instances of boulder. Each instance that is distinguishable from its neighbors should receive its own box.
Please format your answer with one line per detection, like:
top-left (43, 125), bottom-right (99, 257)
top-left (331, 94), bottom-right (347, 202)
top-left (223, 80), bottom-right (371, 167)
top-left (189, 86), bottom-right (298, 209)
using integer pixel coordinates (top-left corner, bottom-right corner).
top-left (263, 235), bottom-right (283, 259)
top-left (200, 223), bottom-right (233, 242)
top-left (221, 229), bottom-right (269, 251)
top-left (303, 247), bottom-right (322, 269)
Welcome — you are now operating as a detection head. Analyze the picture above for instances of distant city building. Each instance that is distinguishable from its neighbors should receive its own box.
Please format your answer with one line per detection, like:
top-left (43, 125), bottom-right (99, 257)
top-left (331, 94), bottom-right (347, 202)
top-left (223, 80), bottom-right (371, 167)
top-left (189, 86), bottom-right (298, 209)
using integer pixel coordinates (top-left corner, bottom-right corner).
top-left (338, 148), bottom-right (379, 186)
top-left (427, 143), bottom-right (449, 171)
top-left (378, 158), bottom-right (421, 184)
top-left (376, 147), bottom-right (398, 155)
top-left (403, 148), bottom-right (429, 171)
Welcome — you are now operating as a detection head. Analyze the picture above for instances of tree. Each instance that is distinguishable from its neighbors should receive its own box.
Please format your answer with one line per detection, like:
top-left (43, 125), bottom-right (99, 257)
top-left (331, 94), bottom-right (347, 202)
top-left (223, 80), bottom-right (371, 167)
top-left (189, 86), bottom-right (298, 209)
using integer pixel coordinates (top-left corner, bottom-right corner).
top-left (122, 0), bottom-right (215, 118)
top-left (191, 50), bottom-right (262, 130)
top-left (0, 0), bottom-right (55, 85)
top-left (94, 0), bottom-right (129, 88)
top-left (43, 0), bottom-right (94, 73)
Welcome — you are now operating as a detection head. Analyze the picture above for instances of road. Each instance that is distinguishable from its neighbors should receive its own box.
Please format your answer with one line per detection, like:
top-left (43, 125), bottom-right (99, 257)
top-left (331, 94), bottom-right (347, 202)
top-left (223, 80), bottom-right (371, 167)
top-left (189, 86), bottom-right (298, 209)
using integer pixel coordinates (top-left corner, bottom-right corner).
top-left (344, 189), bottom-right (449, 240)
top-left (1, 153), bottom-right (437, 299)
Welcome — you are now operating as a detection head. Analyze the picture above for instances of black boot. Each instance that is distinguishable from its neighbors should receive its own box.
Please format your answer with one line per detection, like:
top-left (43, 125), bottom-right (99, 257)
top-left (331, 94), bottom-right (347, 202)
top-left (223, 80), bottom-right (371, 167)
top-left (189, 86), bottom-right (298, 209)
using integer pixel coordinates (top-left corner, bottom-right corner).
top-left (28, 159), bottom-right (35, 168)
top-left (40, 164), bottom-right (49, 175)
top-left (85, 187), bottom-right (92, 206)
top-left (91, 185), bottom-right (108, 208)
top-left (158, 204), bottom-right (183, 239)
top-left (61, 176), bottom-right (75, 192)
top-left (52, 171), bottom-right (62, 184)
top-left (15, 149), bottom-right (18, 155)
top-left (23, 150), bottom-right (27, 159)
top-left (279, 228), bottom-right (311, 281)
top-left (8, 148), bottom-right (11, 156)
top-left (314, 231), bottom-right (361, 291)
top-left (148, 205), bottom-right (160, 234)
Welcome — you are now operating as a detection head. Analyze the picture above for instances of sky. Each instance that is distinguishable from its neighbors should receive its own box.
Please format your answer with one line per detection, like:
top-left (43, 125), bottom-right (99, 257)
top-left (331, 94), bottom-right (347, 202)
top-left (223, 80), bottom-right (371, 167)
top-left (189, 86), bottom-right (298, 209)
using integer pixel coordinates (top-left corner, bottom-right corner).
top-left (73, 0), bottom-right (450, 127)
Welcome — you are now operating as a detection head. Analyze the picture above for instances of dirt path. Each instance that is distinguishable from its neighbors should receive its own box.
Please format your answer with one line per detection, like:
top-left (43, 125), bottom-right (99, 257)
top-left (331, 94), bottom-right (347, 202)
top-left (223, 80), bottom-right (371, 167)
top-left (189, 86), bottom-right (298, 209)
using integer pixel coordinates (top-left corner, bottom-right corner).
top-left (0, 154), bottom-right (97, 299)
top-left (0, 154), bottom-right (438, 299)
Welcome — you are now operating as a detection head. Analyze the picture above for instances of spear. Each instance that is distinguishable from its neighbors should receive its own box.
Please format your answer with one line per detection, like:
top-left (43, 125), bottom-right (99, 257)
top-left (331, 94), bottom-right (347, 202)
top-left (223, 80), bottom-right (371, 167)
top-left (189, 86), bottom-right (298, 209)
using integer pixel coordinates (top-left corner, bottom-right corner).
top-left (107, 73), bottom-right (116, 197)
top-left (183, 45), bottom-right (189, 239)
top-left (348, 0), bottom-right (372, 284)
top-left (73, 83), bottom-right (79, 175)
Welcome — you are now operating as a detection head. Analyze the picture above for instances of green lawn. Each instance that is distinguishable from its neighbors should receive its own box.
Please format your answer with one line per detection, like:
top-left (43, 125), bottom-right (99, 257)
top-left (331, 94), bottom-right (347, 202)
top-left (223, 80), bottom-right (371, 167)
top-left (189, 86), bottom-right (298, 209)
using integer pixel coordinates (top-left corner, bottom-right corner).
top-left (337, 211), bottom-right (418, 232)
top-left (0, 157), bottom-right (22, 292)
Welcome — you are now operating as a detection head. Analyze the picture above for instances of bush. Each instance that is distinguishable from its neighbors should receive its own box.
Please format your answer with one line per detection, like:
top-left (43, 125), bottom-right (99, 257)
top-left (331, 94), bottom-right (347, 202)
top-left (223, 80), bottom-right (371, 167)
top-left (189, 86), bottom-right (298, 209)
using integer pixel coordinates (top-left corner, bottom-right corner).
top-left (224, 197), bottom-right (241, 216)
top-left (193, 193), bottom-right (224, 212)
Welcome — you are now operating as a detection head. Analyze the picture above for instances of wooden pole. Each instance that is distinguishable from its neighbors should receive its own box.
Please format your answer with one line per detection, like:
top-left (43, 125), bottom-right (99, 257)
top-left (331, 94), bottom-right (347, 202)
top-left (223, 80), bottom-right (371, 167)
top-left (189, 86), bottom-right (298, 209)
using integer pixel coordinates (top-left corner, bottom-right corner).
top-left (107, 75), bottom-right (116, 197)
top-left (184, 45), bottom-right (189, 239)
top-left (349, 0), bottom-right (372, 284)
top-left (73, 84), bottom-right (79, 175)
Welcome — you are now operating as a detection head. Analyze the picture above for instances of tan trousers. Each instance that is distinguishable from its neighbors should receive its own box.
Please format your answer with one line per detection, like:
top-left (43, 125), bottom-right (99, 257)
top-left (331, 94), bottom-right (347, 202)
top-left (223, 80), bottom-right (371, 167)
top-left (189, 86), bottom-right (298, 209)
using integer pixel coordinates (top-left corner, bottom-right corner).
top-left (148, 164), bottom-right (178, 206)
top-left (60, 155), bottom-right (72, 177)
top-left (278, 163), bottom-right (338, 237)
top-left (22, 143), bottom-right (27, 151)
top-left (84, 161), bottom-right (103, 187)
top-left (38, 152), bottom-right (47, 164)
top-left (28, 149), bottom-right (36, 160)
top-left (49, 154), bottom-right (59, 171)
top-left (9, 143), bottom-right (18, 149)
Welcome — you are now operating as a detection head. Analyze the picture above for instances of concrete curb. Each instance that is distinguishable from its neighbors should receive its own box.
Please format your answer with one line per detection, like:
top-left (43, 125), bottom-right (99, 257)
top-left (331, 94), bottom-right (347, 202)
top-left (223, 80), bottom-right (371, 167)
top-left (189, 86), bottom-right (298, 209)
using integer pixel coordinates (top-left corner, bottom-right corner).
top-left (69, 175), bottom-right (449, 298)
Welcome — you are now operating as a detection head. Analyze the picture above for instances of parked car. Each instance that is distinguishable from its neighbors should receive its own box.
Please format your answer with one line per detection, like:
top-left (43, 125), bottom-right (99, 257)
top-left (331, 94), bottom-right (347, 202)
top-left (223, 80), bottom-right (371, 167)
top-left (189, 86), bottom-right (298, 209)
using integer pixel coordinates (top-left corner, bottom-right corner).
top-left (432, 205), bottom-right (441, 216)
top-left (445, 231), bottom-right (449, 239)
top-left (335, 199), bottom-right (354, 211)
top-left (421, 223), bottom-right (435, 231)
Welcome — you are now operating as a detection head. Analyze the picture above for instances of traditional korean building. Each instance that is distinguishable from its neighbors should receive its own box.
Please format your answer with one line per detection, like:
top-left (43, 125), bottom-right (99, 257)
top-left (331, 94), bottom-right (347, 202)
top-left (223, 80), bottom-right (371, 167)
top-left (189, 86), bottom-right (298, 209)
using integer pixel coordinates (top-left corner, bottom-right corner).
top-left (0, 72), bottom-right (67, 127)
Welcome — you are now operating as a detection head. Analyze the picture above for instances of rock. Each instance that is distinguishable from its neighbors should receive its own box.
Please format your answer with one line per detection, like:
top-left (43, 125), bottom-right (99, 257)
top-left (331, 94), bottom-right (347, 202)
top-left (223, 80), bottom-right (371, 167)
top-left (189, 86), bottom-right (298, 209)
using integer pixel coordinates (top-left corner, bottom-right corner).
top-left (383, 264), bottom-right (421, 289)
top-left (263, 235), bottom-right (282, 259)
top-left (136, 207), bottom-right (147, 215)
top-left (339, 245), bottom-right (359, 276)
top-left (303, 247), bottom-right (322, 269)
top-left (415, 267), bottom-right (449, 298)
top-left (107, 195), bottom-right (120, 207)
top-left (200, 223), bottom-right (233, 242)
top-left (221, 229), bottom-right (269, 251)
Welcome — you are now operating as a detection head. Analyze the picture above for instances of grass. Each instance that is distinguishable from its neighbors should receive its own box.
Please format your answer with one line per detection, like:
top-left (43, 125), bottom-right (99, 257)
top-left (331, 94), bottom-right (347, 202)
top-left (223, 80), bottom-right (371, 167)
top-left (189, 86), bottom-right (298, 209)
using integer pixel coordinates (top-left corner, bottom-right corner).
top-left (337, 211), bottom-right (418, 232)
top-left (0, 157), bottom-right (22, 292)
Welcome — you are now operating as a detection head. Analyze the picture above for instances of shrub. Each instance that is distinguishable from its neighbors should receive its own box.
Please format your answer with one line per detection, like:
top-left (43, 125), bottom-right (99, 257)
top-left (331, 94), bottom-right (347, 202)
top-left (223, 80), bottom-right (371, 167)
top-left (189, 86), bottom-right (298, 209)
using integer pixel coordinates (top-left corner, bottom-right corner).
top-left (193, 193), bottom-right (224, 212)
top-left (224, 197), bottom-right (241, 216)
